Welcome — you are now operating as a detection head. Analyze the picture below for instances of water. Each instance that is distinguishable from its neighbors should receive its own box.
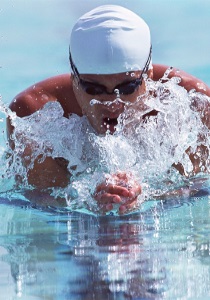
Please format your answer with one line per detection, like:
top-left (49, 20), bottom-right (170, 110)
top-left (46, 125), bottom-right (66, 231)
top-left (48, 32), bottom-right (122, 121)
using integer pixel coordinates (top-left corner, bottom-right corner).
top-left (1, 193), bottom-right (210, 300)
top-left (3, 72), bottom-right (209, 215)
top-left (1, 0), bottom-right (210, 299)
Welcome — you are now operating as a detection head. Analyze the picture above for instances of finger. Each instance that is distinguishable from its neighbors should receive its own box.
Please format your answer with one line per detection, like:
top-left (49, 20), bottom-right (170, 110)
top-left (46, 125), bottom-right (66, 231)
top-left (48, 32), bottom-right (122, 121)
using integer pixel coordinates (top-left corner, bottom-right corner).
top-left (119, 198), bottom-right (138, 214)
top-left (94, 192), bottom-right (122, 204)
top-left (128, 185), bottom-right (142, 199)
top-left (95, 183), bottom-right (107, 194)
top-left (115, 172), bottom-right (127, 180)
top-left (95, 183), bottom-right (130, 197)
top-left (99, 203), bottom-right (113, 213)
top-left (108, 185), bottom-right (130, 197)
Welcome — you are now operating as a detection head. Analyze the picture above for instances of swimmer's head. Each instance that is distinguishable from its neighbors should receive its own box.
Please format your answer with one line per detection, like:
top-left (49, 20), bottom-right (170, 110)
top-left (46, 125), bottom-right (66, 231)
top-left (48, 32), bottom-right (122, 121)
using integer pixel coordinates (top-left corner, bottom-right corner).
top-left (70, 5), bottom-right (152, 75)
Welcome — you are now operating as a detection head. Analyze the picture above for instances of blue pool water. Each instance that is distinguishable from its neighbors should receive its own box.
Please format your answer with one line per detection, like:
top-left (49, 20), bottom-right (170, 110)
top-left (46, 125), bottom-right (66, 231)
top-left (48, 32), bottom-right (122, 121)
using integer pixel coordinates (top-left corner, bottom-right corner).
top-left (0, 0), bottom-right (210, 299)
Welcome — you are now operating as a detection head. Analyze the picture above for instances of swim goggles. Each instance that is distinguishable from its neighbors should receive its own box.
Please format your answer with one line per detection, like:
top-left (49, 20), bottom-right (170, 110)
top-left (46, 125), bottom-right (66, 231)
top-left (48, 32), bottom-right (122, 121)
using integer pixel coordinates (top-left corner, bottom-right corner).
top-left (69, 46), bottom-right (152, 95)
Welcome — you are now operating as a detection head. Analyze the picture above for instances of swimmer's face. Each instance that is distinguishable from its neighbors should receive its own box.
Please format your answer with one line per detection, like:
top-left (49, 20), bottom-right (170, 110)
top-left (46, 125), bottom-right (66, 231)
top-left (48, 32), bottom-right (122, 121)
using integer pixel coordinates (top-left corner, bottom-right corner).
top-left (72, 71), bottom-right (152, 134)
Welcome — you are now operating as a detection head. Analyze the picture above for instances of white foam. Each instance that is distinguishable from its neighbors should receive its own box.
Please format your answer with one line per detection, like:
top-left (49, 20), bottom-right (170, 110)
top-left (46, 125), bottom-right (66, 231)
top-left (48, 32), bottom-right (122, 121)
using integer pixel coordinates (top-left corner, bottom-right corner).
top-left (3, 71), bottom-right (210, 213)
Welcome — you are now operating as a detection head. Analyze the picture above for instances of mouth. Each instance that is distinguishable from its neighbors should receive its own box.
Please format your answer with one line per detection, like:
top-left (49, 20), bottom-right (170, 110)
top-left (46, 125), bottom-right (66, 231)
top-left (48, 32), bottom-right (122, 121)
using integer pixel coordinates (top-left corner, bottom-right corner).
top-left (102, 117), bottom-right (118, 133)
top-left (103, 117), bottom-right (118, 126)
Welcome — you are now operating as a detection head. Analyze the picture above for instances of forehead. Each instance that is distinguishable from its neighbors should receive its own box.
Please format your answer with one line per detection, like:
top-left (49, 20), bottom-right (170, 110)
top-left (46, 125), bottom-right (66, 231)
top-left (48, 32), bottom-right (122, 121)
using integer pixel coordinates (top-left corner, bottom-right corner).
top-left (80, 71), bottom-right (141, 83)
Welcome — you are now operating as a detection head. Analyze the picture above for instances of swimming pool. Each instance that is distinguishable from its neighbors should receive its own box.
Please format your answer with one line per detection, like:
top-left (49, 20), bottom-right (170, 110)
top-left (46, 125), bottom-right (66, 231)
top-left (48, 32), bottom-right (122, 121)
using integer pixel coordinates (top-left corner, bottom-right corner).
top-left (1, 0), bottom-right (210, 299)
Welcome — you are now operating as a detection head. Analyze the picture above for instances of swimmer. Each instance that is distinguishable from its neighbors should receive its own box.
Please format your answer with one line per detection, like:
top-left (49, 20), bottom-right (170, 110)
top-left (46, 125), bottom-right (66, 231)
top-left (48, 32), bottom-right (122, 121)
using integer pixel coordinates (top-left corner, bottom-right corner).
top-left (7, 5), bottom-right (210, 213)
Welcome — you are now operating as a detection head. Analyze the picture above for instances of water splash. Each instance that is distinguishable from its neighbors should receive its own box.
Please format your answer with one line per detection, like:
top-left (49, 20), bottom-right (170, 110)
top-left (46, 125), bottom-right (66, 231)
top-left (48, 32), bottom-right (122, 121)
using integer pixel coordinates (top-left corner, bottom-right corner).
top-left (1, 70), bottom-right (210, 214)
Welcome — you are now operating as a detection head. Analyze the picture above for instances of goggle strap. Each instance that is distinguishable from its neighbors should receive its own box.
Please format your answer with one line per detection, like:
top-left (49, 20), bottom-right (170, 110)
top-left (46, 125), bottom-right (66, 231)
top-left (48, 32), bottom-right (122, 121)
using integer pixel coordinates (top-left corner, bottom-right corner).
top-left (69, 49), bottom-right (80, 80)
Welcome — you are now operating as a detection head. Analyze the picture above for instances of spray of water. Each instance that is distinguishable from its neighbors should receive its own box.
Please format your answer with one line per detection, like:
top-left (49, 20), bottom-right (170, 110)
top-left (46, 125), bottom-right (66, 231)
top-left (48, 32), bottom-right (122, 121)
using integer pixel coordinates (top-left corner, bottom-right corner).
top-left (0, 69), bottom-right (209, 214)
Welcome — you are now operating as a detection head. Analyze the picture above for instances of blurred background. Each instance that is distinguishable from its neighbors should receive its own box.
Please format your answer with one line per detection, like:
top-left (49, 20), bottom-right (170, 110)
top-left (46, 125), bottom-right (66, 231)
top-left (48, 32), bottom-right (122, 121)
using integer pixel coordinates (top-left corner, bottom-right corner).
top-left (1, 0), bottom-right (210, 104)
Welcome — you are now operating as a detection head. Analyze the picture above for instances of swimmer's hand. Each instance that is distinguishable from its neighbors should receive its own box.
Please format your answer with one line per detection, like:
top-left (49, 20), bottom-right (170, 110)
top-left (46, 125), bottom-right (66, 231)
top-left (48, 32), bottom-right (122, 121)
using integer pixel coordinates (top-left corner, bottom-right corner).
top-left (93, 172), bottom-right (141, 214)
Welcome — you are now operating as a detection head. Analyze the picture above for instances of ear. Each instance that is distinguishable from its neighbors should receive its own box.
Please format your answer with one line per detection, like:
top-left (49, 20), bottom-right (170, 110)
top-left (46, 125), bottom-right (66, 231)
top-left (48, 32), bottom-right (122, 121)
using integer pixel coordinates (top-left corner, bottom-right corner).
top-left (147, 68), bottom-right (153, 79)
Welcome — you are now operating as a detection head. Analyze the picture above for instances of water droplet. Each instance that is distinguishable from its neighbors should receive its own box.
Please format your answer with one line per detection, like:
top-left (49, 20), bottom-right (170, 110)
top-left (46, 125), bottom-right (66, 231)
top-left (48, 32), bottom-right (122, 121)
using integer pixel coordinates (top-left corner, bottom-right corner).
top-left (86, 167), bottom-right (91, 173)
top-left (114, 89), bottom-right (120, 98)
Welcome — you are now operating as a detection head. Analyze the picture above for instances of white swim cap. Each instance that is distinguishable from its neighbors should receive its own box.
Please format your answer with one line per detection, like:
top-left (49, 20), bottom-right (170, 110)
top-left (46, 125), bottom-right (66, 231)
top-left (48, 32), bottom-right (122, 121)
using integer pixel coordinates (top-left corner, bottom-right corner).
top-left (70, 5), bottom-right (152, 75)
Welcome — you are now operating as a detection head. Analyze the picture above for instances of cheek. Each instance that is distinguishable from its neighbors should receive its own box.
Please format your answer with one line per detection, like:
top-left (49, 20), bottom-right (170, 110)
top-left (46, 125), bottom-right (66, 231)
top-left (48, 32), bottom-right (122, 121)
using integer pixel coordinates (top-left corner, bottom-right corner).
top-left (128, 82), bottom-right (146, 102)
top-left (73, 87), bottom-right (98, 117)
top-left (73, 85), bottom-right (90, 111)
top-left (137, 80), bottom-right (146, 95)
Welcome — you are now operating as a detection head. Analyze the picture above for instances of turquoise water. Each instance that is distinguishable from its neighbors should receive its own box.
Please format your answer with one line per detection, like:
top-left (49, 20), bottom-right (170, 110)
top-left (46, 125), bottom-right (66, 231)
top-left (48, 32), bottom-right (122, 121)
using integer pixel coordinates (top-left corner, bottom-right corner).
top-left (0, 0), bottom-right (210, 299)
top-left (1, 191), bottom-right (210, 299)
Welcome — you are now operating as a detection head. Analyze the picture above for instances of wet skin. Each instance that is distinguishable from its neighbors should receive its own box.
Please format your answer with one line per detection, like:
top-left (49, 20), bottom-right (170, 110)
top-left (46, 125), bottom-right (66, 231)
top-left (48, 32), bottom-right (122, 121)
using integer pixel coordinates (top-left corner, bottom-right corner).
top-left (7, 64), bottom-right (210, 213)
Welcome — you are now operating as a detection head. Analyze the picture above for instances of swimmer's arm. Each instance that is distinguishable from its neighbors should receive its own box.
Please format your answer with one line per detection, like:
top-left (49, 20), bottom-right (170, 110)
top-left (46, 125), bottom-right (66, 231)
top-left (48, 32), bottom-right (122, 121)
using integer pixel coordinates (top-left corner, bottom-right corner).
top-left (6, 116), bottom-right (70, 190)
top-left (6, 74), bottom-right (79, 190)
top-left (9, 74), bottom-right (76, 117)
top-left (151, 176), bottom-right (208, 201)
top-left (153, 64), bottom-right (210, 96)
top-left (153, 63), bottom-right (210, 130)
top-left (153, 65), bottom-right (210, 175)
top-left (26, 156), bottom-right (70, 189)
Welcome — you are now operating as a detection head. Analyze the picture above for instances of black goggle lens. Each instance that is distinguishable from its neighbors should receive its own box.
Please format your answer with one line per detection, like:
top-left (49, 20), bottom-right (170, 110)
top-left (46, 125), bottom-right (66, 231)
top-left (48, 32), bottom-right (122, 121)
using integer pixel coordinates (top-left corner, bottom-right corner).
top-left (79, 78), bottom-right (142, 95)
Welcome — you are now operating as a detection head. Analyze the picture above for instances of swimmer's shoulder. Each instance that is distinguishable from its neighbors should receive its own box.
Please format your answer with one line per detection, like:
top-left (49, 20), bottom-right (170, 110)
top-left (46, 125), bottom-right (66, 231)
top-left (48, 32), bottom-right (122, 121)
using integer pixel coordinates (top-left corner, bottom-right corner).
top-left (153, 64), bottom-right (210, 96)
top-left (9, 74), bottom-right (81, 117)
top-left (153, 64), bottom-right (210, 128)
